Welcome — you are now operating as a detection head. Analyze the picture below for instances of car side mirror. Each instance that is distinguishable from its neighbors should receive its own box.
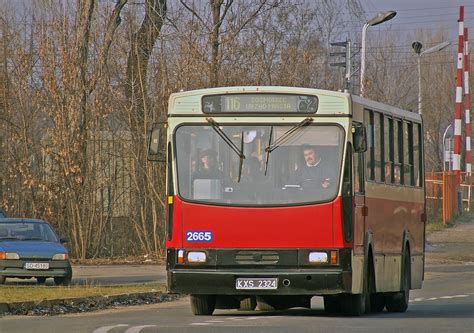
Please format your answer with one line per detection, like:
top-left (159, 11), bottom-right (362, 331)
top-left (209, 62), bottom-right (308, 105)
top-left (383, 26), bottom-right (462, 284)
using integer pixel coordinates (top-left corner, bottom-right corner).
top-left (60, 237), bottom-right (69, 244)
top-left (148, 122), bottom-right (167, 162)
top-left (352, 123), bottom-right (367, 153)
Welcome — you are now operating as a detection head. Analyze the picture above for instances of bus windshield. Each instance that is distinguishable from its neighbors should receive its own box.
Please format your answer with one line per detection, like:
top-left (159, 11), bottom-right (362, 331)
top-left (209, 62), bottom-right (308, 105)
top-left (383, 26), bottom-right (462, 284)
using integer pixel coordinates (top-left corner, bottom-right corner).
top-left (175, 124), bottom-right (344, 205)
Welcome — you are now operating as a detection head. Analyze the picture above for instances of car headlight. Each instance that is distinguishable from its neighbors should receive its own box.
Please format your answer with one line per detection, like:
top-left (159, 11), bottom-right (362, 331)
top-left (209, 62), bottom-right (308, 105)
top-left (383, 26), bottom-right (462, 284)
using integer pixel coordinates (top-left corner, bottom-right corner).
top-left (0, 252), bottom-right (20, 260)
top-left (52, 253), bottom-right (69, 260)
top-left (187, 251), bottom-right (207, 263)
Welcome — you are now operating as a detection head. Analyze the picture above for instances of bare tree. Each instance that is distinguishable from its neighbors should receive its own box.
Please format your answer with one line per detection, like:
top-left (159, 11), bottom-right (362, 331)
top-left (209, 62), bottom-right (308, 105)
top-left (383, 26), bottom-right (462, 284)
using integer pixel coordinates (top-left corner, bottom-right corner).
top-left (125, 0), bottom-right (167, 255)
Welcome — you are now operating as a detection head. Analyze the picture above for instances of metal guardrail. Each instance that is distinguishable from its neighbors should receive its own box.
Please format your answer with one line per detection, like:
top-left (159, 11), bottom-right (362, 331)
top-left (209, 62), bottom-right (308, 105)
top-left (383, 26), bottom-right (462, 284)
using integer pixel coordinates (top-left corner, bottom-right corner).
top-left (426, 171), bottom-right (474, 224)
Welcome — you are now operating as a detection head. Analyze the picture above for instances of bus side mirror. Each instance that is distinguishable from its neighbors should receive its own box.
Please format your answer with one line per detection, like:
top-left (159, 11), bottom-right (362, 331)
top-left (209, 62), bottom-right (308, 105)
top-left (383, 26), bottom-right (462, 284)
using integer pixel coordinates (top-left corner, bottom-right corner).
top-left (148, 122), bottom-right (167, 162)
top-left (352, 123), bottom-right (367, 153)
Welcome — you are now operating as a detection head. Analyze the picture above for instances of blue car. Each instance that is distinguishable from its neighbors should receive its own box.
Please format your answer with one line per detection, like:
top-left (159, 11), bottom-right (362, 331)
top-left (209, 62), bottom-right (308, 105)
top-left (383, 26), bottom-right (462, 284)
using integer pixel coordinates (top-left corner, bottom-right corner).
top-left (0, 218), bottom-right (72, 285)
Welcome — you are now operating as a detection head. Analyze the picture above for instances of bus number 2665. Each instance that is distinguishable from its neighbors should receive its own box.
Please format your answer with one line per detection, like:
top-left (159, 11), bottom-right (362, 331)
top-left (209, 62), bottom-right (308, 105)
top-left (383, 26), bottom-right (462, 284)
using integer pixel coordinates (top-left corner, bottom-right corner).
top-left (186, 231), bottom-right (213, 242)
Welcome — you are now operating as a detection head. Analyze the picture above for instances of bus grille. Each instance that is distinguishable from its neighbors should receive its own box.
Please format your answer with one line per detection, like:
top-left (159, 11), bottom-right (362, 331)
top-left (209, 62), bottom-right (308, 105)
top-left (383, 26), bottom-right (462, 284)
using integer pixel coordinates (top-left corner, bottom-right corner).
top-left (235, 251), bottom-right (279, 265)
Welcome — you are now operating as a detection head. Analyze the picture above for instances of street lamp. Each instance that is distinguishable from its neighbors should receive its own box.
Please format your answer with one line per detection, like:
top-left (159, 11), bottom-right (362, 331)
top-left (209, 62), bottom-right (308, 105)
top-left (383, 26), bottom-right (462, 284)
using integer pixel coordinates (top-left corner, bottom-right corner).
top-left (412, 41), bottom-right (451, 115)
top-left (360, 11), bottom-right (397, 97)
top-left (442, 124), bottom-right (454, 171)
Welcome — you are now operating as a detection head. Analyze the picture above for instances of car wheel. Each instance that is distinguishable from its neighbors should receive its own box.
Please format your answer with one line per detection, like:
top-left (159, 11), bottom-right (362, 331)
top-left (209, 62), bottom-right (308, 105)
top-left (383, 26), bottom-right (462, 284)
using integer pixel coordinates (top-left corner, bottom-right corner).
top-left (54, 264), bottom-right (72, 286)
top-left (0, 276), bottom-right (5, 284)
top-left (37, 277), bottom-right (47, 284)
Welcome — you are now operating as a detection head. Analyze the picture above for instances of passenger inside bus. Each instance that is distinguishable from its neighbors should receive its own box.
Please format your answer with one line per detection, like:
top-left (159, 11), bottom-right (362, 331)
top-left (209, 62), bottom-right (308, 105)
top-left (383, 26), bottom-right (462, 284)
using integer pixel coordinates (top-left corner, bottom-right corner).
top-left (192, 149), bottom-right (224, 200)
top-left (192, 149), bottom-right (223, 180)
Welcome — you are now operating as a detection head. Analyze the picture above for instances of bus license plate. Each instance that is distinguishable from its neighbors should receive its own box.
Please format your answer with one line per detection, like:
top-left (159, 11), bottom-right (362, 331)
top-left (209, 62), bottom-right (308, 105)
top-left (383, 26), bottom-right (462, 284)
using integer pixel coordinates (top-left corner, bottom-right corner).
top-left (25, 262), bottom-right (49, 270)
top-left (236, 278), bottom-right (278, 290)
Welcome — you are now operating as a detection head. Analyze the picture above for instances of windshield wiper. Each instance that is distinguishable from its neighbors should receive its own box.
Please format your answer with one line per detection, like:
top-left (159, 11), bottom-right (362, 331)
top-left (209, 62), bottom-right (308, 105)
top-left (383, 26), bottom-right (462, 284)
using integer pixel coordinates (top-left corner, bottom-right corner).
top-left (206, 118), bottom-right (246, 182)
top-left (0, 237), bottom-right (21, 240)
top-left (22, 237), bottom-right (44, 241)
top-left (264, 126), bottom-right (273, 176)
top-left (263, 118), bottom-right (313, 175)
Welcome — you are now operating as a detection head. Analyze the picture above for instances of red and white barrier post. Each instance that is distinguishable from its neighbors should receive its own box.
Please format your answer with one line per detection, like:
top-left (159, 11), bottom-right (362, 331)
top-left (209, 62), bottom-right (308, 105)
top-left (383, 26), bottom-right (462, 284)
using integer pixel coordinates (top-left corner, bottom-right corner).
top-left (454, 6), bottom-right (465, 183)
top-left (464, 27), bottom-right (471, 176)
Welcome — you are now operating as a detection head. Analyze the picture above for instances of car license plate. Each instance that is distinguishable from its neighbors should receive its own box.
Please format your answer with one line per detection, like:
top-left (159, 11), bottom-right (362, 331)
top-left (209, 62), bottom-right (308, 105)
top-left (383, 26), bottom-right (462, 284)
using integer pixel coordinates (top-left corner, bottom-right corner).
top-left (24, 262), bottom-right (49, 270)
top-left (236, 278), bottom-right (278, 290)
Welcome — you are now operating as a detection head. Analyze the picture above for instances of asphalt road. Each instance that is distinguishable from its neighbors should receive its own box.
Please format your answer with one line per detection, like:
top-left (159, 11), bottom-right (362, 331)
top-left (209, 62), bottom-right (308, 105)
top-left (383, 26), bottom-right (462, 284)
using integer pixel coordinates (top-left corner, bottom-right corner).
top-left (71, 265), bottom-right (166, 285)
top-left (2, 222), bottom-right (474, 332)
top-left (2, 261), bottom-right (473, 333)
top-left (5, 264), bottom-right (166, 286)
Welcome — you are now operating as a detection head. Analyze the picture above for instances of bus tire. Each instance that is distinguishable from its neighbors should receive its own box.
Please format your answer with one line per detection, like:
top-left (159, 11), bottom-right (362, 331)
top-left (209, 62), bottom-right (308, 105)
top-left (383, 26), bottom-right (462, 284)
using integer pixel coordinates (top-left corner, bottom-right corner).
top-left (323, 295), bottom-right (341, 313)
top-left (256, 297), bottom-right (276, 311)
top-left (368, 257), bottom-right (385, 313)
top-left (0, 275), bottom-right (5, 284)
top-left (371, 293), bottom-right (385, 312)
top-left (190, 295), bottom-right (216, 315)
top-left (341, 257), bottom-right (370, 316)
top-left (239, 297), bottom-right (257, 311)
top-left (386, 250), bottom-right (410, 313)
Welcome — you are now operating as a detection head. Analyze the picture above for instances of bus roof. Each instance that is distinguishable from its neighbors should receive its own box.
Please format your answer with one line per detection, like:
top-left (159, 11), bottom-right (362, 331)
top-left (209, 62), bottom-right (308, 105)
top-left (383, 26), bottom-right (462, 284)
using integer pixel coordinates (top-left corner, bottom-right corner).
top-left (351, 95), bottom-right (421, 123)
top-left (168, 86), bottom-right (421, 122)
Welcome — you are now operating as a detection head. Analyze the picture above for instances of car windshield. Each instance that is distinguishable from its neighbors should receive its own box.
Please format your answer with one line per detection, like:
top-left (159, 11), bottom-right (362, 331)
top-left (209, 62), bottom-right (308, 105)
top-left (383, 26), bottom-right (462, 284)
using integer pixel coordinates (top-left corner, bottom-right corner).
top-left (0, 222), bottom-right (59, 242)
top-left (175, 124), bottom-right (344, 205)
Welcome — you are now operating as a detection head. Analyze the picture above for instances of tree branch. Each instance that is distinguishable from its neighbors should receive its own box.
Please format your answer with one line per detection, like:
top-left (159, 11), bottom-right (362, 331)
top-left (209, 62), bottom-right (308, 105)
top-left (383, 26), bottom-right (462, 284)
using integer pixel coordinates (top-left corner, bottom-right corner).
top-left (88, 0), bottom-right (128, 94)
top-left (179, 0), bottom-right (210, 30)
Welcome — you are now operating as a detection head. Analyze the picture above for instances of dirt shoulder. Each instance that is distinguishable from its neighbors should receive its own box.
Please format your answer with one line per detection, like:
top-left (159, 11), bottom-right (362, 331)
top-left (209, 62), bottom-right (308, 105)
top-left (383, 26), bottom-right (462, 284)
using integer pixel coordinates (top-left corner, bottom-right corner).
top-left (425, 218), bottom-right (474, 265)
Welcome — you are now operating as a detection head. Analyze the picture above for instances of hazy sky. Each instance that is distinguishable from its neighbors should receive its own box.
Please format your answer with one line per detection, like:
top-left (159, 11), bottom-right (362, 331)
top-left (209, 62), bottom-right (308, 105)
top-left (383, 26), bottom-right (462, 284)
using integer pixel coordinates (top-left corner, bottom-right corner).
top-left (361, 0), bottom-right (473, 40)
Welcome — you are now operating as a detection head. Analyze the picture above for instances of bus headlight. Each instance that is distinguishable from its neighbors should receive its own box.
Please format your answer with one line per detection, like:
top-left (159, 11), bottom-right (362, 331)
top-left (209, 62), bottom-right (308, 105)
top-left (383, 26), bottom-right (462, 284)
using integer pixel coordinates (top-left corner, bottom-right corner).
top-left (187, 251), bottom-right (207, 263)
top-left (308, 252), bottom-right (328, 264)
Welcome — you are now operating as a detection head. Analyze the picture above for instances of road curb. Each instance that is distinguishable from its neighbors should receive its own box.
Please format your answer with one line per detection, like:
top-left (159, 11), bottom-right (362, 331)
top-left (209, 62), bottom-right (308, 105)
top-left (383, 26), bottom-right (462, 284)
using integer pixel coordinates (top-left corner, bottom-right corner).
top-left (0, 291), bottom-right (182, 316)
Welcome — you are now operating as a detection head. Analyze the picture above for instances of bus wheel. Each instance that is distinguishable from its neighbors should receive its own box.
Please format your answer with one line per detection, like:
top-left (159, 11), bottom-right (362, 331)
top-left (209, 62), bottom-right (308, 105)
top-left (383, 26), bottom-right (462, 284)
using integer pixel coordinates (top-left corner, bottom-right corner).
top-left (256, 297), bottom-right (275, 311)
top-left (341, 261), bottom-right (370, 316)
top-left (371, 293), bottom-right (385, 312)
top-left (368, 258), bottom-right (385, 313)
top-left (323, 295), bottom-right (341, 313)
top-left (190, 295), bottom-right (216, 315)
top-left (386, 251), bottom-right (410, 312)
top-left (239, 297), bottom-right (256, 311)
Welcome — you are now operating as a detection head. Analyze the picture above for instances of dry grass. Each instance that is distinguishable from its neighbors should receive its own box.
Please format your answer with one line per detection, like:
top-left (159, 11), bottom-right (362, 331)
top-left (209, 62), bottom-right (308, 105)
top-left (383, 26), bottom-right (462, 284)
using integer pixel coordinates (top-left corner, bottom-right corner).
top-left (426, 220), bottom-right (450, 233)
top-left (0, 283), bottom-right (166, 303)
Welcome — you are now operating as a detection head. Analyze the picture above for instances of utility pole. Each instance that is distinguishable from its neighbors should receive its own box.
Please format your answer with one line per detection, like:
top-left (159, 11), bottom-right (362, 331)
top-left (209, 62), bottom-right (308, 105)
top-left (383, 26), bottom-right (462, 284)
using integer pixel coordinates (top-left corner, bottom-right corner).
top-left (330, 39), bottom-right (353, 93)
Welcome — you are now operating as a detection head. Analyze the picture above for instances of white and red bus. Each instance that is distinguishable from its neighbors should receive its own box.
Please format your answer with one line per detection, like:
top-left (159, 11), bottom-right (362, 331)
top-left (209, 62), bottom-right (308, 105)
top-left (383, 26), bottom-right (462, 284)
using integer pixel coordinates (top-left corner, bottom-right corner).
top-left (149, 86), bottom-right (425, 316)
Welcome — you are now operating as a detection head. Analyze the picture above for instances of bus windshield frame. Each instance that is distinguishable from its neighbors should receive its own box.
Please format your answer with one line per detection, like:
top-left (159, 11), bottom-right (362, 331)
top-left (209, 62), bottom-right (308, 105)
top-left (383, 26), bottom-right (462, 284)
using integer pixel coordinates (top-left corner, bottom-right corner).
top-left (173, 123), bottom-right (345, 207)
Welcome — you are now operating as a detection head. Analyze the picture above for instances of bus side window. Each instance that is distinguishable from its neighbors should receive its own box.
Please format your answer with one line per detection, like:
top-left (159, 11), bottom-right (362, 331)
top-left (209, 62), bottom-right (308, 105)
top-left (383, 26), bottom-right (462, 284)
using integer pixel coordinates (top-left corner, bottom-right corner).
top-left (403, 121), bottom-right (413, 185)
top-left (384, 116), bottom-right (393, 183)
top-left (413, 123), bottom-right (421, 187)
top-left (364, 110), bottom-right (374, 181)
top-left (374, 112), bottom-right (382, 182)
top-left (394, 120), bottom-right (402, 185)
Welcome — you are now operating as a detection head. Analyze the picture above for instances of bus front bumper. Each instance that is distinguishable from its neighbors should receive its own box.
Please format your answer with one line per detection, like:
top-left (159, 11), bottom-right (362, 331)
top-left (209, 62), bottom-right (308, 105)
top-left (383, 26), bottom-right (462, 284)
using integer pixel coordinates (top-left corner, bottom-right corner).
top-left (168, 269), bottom-right (352, 295)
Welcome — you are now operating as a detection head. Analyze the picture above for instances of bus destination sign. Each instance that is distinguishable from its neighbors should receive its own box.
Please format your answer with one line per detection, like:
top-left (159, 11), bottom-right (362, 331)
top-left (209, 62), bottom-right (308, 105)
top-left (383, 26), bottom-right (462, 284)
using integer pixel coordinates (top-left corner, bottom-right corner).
top-left (202, 94), bottom-right (318, 114)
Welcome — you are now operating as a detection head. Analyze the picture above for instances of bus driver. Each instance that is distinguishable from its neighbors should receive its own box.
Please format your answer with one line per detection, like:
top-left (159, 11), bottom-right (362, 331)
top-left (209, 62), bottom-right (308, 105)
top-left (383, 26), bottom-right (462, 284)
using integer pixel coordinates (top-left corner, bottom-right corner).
top-left (297, 145), bottom-right (332, 189)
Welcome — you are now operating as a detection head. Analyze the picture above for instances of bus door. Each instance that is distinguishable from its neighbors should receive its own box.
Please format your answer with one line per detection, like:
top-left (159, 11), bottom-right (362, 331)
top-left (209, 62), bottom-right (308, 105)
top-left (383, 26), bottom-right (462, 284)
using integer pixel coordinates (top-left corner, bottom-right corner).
top-left (353, 130), bottom-right (366, 256)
